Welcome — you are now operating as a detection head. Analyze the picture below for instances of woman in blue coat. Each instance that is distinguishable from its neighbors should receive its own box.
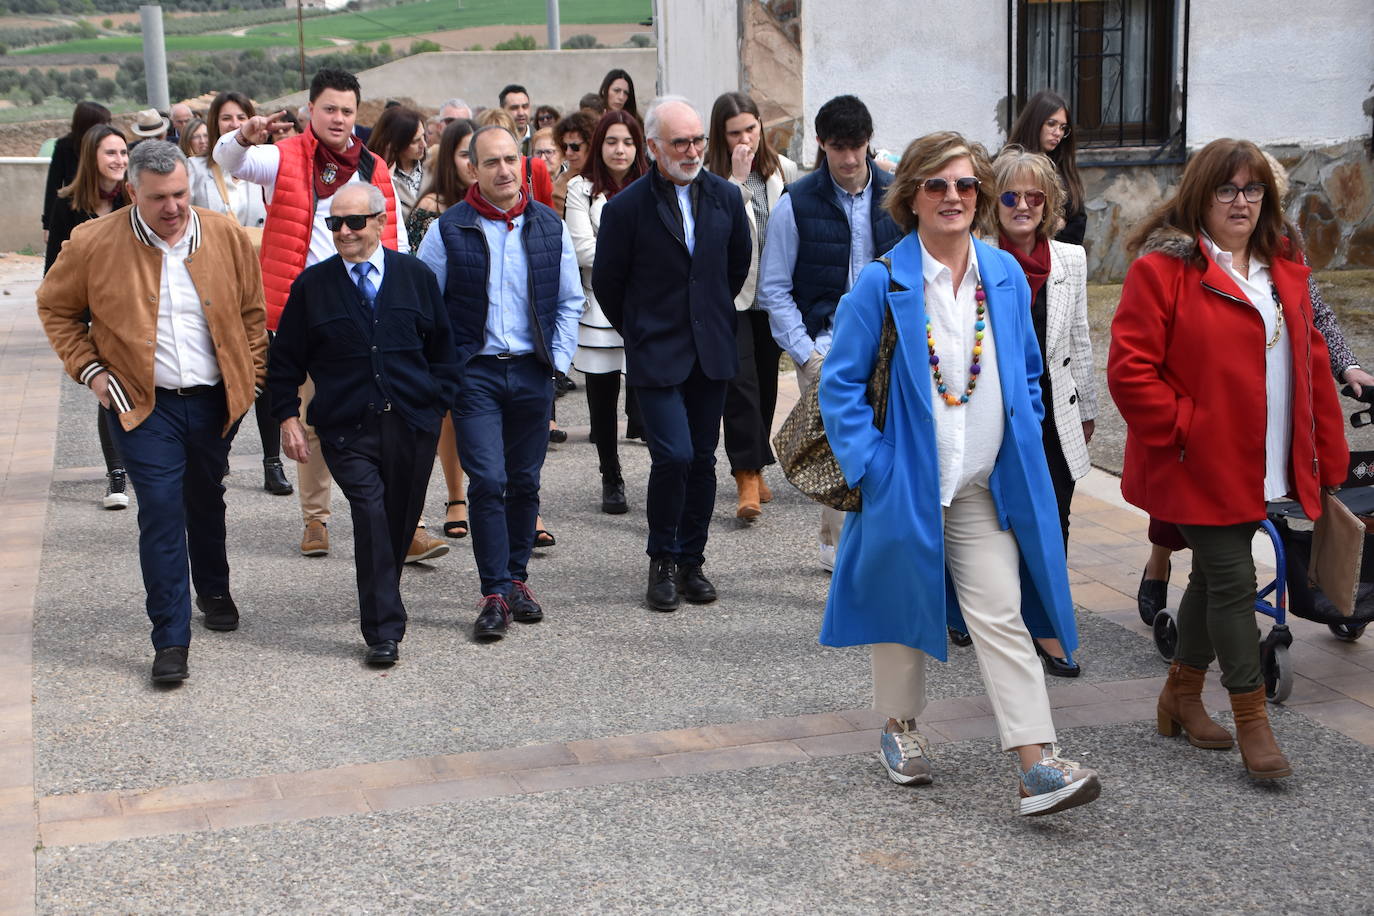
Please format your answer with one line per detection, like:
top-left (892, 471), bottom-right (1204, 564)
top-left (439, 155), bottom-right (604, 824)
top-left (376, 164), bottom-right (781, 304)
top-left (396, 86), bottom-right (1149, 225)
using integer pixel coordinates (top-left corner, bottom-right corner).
top-left (817, 131), bottom-right (1100, 817)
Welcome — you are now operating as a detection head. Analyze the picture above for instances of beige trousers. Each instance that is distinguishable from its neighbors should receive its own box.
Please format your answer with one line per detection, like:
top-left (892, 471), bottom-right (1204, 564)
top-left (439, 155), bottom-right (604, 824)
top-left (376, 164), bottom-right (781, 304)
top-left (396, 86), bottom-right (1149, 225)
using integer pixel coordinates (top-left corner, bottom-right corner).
top-left (797, 353), bottom-right (846, 547)
top-left (871, 486), bottom-right (1056, 751)
top-left (295, 375), bottom-right (332, 525)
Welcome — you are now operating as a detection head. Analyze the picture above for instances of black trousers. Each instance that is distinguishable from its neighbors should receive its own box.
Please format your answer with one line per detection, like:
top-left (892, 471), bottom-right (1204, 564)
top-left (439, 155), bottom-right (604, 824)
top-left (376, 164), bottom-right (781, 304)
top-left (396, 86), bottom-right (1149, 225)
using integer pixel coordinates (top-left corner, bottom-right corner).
top-left (252, 330), bottom-right (280, 461)
top-left (321, 409), bottom-right (438, 645)
top-left (722, 309), bottom-right (781, 472)
top-left (1042, 419), bottom-right (1075, 549)
top-left (583, 370), bottom-right (622, 478)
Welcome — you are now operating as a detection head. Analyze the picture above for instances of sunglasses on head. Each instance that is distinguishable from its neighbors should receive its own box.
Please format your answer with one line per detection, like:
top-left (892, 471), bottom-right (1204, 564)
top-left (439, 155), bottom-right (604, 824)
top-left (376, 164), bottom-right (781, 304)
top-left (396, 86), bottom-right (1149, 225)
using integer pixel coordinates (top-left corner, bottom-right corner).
top-left (325, 211), bottom-right (380, 232)
top-left (917, 177), bottom-right (980, 199)
top-left (999, 189), bottom-right (1046, 208)
top-left (561, 141), bottom-right (583, 152)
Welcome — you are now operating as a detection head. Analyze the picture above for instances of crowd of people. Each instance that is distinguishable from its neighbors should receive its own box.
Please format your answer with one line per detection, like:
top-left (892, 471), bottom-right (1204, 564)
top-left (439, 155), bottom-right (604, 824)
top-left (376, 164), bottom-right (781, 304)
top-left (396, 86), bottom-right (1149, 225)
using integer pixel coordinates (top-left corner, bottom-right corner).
top-left (35, 65), bottom-right (1364, 817)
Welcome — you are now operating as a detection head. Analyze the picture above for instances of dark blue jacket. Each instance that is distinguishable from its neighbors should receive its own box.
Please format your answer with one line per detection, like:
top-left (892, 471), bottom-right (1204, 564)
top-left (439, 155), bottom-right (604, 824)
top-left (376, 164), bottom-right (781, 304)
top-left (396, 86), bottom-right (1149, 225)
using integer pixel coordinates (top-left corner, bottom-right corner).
top-left (788, 158), bottom-right (902, 338)
top-left (267, 248), bottom-right (460, 445)
top-left (435, 198), bottom-right (566, 371)
top-left (592, 167), bottom-right (752, 387)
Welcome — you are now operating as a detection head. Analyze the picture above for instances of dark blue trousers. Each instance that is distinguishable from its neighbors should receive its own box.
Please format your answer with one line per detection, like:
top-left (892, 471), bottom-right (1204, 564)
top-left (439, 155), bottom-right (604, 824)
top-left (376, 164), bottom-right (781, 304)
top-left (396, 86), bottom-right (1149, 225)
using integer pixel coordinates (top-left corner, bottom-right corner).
top-left (633, 363), bottom-right (728, 566)
top-left (321, 409), bottom-right (438, 645)
top-left (454, 355), bottom-right (554, 597)
top-left (111, 387), bottom-right (236, 650)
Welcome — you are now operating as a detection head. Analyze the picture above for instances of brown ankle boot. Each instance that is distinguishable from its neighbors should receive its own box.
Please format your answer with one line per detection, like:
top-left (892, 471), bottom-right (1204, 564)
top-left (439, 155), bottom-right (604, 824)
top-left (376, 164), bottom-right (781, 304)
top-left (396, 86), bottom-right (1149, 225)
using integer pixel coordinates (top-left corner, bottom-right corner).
top-left (758, 475), bottom-right (773, 503)
top-left (733, 470), bottom-right (761, 518)
top-left (1157, 661), bottom-right (1234, 749)
top-left (1229, 686), bottom-right (1292, 780)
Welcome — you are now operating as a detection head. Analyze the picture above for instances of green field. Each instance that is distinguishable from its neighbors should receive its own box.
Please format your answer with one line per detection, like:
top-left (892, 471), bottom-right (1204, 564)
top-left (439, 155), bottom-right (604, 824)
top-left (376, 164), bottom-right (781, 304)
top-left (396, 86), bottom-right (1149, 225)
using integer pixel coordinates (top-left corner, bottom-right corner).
top-left (16, 33), bottom-right (334, 54)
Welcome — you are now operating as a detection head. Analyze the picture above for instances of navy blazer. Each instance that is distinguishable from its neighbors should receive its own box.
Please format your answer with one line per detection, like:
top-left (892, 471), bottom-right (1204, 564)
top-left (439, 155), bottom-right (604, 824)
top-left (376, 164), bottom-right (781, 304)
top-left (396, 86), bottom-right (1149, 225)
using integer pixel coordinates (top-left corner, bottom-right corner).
top-left (591, 167), bottom-right (752, 387)
top-left (267, 248), bottom-right (460, 444)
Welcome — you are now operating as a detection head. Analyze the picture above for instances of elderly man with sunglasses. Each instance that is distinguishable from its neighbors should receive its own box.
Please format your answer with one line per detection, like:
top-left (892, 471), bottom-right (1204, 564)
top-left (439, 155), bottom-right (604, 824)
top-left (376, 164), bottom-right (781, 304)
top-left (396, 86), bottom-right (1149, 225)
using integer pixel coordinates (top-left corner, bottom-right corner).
top-left (268, 183), bottom-right (459, 666)
top-left (757, 94), bottom-right (902, 573)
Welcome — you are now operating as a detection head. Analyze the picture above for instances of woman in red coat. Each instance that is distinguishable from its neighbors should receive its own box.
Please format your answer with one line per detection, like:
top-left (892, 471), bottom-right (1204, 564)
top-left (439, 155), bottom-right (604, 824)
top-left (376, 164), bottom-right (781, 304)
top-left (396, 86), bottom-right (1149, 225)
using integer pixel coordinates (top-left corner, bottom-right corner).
top-left (1108, 138), bottom-right (1347, 781)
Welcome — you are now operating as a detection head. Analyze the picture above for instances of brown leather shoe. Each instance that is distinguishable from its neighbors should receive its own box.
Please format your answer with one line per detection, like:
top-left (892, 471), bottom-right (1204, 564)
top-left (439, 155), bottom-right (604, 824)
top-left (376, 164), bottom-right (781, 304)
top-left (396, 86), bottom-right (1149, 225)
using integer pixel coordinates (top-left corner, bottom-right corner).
top-left (300, 520), bottom-right (329, 557)
top-left (405, 527), bottom-right (450, 564)
top-left (758, 475), bottom-right (773, 503)
top-left (1156, 661), bottom-right (1234, 749)
top-left (1229, 685), bottom-right (1292, 779)
top-left (733, 469), bottom-right (761, 519)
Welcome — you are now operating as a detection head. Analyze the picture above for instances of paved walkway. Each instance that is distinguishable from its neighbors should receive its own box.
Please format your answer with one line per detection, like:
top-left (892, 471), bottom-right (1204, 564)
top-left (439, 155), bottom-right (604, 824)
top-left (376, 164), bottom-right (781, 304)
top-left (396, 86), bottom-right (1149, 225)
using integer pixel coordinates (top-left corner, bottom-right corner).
top-left (3, 258), bottom-right (1374, 913)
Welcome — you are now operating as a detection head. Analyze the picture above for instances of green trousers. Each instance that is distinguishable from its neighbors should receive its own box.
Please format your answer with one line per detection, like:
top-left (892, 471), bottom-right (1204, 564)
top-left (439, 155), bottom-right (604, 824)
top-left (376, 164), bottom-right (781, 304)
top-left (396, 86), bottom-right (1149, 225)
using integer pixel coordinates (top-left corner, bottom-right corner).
top-left (1176, 522), bottom-right (1263, 692)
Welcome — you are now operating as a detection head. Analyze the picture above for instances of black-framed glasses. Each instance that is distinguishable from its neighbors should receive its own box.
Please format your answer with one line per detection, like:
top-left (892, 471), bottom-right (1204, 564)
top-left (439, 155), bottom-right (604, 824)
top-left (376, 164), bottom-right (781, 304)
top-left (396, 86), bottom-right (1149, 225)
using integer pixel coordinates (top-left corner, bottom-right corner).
top-left (560, 141), bottom-right (583, 153)
top-left (325, 211), bottom-right (381, 232)
top-left (666, 135), bottom-right (708, 154)
top-left (999, 189), bottom-right (1046, 208)
top-left (917, 177), bottom-right (980, 199)
top-left (1215, 183), bottom-right (1266, 203)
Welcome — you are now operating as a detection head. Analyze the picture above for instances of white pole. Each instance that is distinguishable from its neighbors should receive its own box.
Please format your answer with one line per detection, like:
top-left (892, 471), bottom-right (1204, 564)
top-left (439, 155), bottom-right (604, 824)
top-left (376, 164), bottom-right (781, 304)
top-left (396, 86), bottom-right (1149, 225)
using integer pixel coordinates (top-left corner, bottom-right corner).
top-left (546, 0), bottom-right (560, 49)
top-left (139, 5), bottom-right (169, 110)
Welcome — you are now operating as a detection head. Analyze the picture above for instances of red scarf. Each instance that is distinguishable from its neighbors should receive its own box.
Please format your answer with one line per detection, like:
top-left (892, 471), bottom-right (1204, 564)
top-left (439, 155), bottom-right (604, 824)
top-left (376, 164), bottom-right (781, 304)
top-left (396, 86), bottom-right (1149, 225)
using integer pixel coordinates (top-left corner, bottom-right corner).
top-left (464, 182), bottom-right (528, 231)
top-left (313, 129), bottom-right (364, 199)
top-left (1000, 232), bottom-right (1052, 302)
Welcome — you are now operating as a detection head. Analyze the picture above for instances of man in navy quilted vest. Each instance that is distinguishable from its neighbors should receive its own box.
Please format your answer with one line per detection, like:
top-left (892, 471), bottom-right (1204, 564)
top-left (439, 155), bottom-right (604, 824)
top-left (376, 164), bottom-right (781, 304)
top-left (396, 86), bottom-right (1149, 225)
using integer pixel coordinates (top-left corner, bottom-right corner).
top-left (416, 125), bottom-right (583, 642)
top-left (757, 94), bottom-right (902, 573)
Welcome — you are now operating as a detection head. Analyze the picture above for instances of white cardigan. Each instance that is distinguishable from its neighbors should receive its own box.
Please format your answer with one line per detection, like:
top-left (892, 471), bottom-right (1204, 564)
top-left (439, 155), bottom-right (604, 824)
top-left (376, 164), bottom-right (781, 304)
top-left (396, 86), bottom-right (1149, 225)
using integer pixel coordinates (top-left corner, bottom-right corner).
top-left (728, 154), bottom-right (799, 310)
top-left (1044, 239), bottom-right (1098, 479)
top-left (564, 173), bottom-right (625, 375)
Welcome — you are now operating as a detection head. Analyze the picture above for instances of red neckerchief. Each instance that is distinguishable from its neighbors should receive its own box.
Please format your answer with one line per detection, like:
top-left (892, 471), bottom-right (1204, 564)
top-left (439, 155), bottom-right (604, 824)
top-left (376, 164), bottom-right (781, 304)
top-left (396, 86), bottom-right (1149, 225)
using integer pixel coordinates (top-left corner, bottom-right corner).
top-left (98, 184), bottom-right (122, 201)
top-left (464, 182), bottom-right (528, 231)
top-left (1000, 232), bottom-right (1051, 302)
top-left (313, 129), bottom-right (363, 199)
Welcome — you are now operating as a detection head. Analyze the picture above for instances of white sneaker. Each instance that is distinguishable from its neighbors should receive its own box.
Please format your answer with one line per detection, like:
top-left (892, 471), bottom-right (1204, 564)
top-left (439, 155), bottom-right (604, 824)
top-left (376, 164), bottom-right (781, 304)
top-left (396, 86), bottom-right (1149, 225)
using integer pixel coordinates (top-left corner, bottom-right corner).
top-left (818, 542), bottom-right (836, 573)
top-left (1016, 745), bottom-right (1101, 816)
top-left (103, 470), bottom-right (129, 510)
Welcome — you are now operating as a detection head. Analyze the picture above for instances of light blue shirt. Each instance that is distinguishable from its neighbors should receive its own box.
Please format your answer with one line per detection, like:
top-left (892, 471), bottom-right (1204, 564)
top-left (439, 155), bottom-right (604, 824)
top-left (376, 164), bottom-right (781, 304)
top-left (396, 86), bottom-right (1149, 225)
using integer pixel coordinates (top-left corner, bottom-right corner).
top-left (674, 182), bottom-right (696, 255)
top-left (341, 243), bottom-right (387, 299)
top-left (757, 168), bottom-right (875, 366)
top-left (416, 203), bottom-right (585, 374)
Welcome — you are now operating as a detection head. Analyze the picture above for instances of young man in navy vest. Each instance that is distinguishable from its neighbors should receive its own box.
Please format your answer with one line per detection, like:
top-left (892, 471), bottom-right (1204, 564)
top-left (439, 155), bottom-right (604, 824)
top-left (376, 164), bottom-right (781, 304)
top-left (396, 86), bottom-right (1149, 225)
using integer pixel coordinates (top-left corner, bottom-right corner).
top-left (592, 97), bottom-right (752, 612)
top-left (416, 125), bottom-right (583, 641)
top-left (269, 183), bottom-right (459, 665)
top-left (757, 94), bottom-right (902, 572)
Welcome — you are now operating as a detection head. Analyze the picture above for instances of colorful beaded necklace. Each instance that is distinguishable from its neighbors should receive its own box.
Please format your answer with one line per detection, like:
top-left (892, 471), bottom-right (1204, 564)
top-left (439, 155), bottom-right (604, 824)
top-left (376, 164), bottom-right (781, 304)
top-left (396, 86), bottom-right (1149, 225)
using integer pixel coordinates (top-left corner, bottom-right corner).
top-left (927, 268), bottom-right (986, 407)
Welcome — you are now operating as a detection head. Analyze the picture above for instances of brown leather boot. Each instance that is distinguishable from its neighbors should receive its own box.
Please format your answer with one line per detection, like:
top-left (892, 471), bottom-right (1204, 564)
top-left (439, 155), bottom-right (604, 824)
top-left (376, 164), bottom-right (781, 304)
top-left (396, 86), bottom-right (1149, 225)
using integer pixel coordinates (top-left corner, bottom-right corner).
top-left (758, 475), bottom-right (773, 503)
top-left (733, 470), bottom-right (761, 518)
top-left (1229, 686), bottom-right (1292, 780)
top-left (1156, 661), bottom-right (1234, 749)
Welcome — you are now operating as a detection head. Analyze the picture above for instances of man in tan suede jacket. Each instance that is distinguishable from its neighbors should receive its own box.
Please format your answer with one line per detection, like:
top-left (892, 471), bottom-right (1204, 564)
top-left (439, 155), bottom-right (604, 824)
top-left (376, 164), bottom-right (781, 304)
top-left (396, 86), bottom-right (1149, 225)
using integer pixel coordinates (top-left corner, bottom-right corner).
top-left (38, 140), bottom-right (267, 684)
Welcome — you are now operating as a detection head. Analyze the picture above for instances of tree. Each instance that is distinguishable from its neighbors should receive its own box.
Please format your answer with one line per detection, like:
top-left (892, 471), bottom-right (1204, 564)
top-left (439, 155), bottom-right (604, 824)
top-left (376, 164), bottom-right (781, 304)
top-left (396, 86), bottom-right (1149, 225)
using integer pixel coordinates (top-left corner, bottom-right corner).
top-left (493, 33), bottom-right (536, 51)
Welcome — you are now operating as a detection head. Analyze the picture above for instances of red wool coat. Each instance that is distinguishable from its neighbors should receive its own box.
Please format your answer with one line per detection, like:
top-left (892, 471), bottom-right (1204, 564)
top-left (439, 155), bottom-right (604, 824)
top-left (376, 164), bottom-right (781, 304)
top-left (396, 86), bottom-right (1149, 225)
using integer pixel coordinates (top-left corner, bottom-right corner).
top-left (1108, 229), bottom-right (1348, 525)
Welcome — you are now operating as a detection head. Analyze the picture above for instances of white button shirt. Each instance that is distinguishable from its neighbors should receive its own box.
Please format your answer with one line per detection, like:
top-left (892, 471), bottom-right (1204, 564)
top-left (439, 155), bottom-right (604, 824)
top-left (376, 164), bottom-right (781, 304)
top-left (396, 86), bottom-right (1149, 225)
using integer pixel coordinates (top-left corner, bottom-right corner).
top-left (132, 208), bottom-right (221, 389)
top-left (1201, 233), bottom-right (1293, 500)
top-left (920, 236), bottom-right (1004, 507)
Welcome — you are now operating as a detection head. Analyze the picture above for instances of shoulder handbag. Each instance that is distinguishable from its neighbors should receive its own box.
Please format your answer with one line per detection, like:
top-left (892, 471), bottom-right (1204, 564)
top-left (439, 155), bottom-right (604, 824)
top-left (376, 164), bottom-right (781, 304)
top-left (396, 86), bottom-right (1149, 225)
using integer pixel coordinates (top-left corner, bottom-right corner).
top-left (1309, 488), bottom-right (1364, 618)
top-left (210, 161), bottom-right (264, 253)
top-left (772, 257), bottom-right (900, 512)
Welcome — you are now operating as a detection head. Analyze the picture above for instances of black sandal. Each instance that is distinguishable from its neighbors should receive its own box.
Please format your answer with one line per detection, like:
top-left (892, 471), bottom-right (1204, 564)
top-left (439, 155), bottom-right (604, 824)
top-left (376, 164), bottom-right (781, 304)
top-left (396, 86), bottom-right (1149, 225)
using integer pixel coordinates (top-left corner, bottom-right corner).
top-left (534, 527), bottom-right (556, 548)
top-left (444, 499), bottom-right (468, 539)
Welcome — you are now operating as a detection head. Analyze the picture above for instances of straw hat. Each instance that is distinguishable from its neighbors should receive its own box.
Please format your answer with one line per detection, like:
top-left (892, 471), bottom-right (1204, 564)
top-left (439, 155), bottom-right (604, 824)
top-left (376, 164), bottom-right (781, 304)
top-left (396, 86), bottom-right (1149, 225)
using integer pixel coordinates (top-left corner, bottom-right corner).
top-left (130, 108), bottom-right (170, 138)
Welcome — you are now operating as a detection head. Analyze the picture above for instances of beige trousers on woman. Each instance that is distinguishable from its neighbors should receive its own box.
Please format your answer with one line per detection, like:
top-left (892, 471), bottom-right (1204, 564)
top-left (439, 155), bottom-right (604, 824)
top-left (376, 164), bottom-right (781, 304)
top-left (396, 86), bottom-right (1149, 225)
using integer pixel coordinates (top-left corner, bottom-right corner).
top-left (871, 485), bottom-right (1057, 751)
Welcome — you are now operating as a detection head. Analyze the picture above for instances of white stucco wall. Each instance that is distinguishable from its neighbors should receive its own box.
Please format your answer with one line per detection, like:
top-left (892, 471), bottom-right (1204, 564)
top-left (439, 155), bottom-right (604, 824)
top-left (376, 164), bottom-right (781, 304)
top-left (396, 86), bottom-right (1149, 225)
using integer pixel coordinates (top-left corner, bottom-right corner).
top-left (1187, 0), bottom-right (1374, 148)
top-left (802, 0), bottom-right (1008, 156)
top-left (653, 0), bottom-right (740, 115)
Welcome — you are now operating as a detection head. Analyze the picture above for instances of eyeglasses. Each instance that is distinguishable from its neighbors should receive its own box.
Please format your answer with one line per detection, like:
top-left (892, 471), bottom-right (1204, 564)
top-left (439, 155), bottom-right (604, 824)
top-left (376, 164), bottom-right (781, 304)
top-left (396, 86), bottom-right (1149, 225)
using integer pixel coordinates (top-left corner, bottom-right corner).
top-left (536, 114), bottom-right (557, 126)
top-left (325, 212), bottom-right (381, 232)
top-left (665, 135), bottom-right (708, 154)
top-left (917, 177), bottom-right (981, 199)
top-left (1215, 183), bottom-right (1266, 203)
top-left (999, 189), bottom-right (1047, 208)
top-left (560, 141), bottom-right (583, 153)
top-left (1044, 118), bottom-right (1071, 136)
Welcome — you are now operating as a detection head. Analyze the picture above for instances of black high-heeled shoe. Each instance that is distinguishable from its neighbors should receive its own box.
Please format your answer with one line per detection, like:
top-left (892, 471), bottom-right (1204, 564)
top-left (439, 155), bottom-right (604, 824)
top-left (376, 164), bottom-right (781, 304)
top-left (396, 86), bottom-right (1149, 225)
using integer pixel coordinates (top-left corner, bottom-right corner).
top-left (1035, 640), bottom-right (1081, 678)
top-left (947, 626), bottom-right (972, 648)
top-left (1138, 562), bottom-right (1170, 626)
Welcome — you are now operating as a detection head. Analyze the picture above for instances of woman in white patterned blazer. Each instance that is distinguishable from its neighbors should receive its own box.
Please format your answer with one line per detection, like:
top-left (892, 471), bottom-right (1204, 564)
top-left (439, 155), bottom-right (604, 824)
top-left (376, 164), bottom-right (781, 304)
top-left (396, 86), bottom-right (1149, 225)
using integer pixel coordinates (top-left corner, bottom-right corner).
top-left (987, 146), bottom-right (1098, 677)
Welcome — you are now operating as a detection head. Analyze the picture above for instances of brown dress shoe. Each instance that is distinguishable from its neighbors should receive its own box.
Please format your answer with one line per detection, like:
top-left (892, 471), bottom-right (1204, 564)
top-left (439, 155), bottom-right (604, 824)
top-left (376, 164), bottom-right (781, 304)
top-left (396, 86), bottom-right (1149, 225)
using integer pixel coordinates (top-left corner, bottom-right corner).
top-left (300, 520), bottom-right (329, 557)
top-left (733, 469), bottom-right (761, 519)
top-left (758, 475), bottom-right (773, 503)
top-left (1156, 661), bottom-right (1234, 749)
top-left (1229, 685), bottom-right (1291, 779)
top-left (405, 527), bottom-right (450, 564)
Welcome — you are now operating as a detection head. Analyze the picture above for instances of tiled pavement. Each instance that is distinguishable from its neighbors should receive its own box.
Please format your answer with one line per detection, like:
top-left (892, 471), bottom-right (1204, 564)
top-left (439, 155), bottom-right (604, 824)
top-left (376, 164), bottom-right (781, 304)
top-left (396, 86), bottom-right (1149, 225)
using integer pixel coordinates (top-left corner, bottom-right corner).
top-left (3, 265), bottom-right (1374, 913)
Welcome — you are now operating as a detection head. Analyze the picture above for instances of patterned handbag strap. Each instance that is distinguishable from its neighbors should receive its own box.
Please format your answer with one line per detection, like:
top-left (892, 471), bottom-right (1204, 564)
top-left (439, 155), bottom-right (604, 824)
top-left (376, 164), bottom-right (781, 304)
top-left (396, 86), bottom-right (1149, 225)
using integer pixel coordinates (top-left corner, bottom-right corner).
top-left (869, 257), bottom-right (903, 431)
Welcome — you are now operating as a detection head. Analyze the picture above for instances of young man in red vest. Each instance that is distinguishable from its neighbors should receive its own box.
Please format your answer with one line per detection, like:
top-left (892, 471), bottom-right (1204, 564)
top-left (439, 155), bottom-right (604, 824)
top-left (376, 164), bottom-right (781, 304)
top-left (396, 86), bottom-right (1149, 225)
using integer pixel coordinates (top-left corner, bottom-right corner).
top-left (213, 68), bottom-right (446, 564)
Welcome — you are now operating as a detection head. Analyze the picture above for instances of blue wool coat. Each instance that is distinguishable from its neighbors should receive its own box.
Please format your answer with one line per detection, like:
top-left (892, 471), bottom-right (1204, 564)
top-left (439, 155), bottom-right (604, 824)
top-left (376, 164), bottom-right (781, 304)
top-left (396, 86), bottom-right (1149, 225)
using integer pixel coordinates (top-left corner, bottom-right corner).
top-left (816, 232), bottom-right (1077, 662)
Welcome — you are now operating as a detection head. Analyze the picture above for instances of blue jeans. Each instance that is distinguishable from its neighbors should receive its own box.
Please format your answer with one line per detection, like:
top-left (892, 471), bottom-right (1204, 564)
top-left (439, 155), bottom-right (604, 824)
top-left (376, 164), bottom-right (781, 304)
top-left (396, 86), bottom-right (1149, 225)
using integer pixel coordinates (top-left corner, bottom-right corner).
top-left (633, 363), bottom-right (728, 566)
top-left (110, 387), bottom-right (237, 650)
top-left (454, 356), bottom-right (554, 597)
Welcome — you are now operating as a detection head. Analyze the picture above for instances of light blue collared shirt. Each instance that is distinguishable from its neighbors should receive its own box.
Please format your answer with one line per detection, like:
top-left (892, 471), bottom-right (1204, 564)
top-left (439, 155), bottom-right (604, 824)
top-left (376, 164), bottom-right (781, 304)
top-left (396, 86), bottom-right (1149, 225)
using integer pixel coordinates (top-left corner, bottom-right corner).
top-left (757, 167), bottom-right (875, 366)
top-left (416, 198), bottom-right (584, 374)
top-left (675, 183), bottom-right (696, 255)
top-left (340, 242), bottom-right (387, 300)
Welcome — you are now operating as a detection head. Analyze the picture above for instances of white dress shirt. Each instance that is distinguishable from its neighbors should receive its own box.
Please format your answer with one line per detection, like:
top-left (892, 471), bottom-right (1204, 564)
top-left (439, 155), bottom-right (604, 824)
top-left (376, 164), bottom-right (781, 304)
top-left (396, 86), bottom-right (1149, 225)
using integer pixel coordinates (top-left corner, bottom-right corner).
top-left (213, 130), bottom-right (409, 267)
top-left (132, 208), bottom-right (221, 389)
top-left (1201, 233), bottom-right (1292, 500)
top-left (920, 236), bottom-right (1004, 507)
top-left (343, 242), bottom-right (387, 296)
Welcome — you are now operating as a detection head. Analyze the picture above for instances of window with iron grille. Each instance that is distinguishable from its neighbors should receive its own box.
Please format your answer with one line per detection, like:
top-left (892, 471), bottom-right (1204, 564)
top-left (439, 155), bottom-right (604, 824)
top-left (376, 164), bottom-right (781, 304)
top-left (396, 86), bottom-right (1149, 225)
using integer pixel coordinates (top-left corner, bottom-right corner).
top-left (1015, 0), bottom-right (1185, 152)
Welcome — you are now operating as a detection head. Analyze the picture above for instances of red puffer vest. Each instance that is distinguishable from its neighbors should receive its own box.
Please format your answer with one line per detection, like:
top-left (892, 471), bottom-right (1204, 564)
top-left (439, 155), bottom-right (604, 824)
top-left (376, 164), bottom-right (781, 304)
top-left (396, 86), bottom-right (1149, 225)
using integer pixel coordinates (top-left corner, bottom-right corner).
top-left (259, 129), bottom-right (399, 330)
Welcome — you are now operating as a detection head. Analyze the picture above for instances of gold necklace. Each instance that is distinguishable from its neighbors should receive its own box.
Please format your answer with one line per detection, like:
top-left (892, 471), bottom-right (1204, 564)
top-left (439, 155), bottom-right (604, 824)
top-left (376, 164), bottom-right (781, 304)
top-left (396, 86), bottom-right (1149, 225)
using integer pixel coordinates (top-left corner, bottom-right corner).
top-left (1266, 282), bottom-right (1284, 350)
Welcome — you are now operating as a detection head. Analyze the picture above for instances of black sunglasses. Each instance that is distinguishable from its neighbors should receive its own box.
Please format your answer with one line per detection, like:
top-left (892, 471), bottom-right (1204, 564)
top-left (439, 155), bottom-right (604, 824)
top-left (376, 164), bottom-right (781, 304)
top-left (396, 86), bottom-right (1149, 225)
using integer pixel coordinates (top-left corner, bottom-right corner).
top-left (561, 141), bottom-right (583, 153)
top-left (325, 211), bottom-right (381, 232)
top-left (917, 177), bottom-right (981, 199)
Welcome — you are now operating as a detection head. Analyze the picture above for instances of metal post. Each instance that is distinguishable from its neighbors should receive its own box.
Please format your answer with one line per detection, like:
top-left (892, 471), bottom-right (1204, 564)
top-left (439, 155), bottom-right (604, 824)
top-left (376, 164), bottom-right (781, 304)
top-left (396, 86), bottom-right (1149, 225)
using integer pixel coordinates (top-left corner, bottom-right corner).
top-left (138, 5), bottom-right (169, 111)
top-left (546, 0), bottom-right (560, 49)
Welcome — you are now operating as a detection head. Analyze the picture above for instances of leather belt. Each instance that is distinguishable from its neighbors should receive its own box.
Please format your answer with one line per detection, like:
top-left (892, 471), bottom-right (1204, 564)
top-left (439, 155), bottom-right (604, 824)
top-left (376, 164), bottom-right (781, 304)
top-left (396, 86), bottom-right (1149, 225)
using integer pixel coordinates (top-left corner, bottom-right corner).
top-left (157, 384), bottom-right (223, 397)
